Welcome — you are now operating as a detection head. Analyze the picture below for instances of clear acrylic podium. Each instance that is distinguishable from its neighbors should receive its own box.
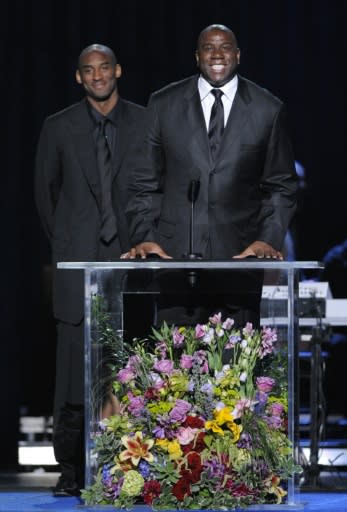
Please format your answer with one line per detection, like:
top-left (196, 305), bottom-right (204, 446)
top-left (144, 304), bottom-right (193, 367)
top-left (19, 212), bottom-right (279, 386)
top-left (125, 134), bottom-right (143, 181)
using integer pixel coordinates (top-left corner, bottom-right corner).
top-left (58, 260), bottom-right (323, 509)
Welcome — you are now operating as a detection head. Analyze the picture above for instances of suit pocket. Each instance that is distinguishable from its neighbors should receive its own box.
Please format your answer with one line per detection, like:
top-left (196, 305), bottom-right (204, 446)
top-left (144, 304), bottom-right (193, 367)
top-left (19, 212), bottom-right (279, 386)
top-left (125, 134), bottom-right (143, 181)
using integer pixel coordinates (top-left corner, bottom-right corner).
top-left (156, 218), bottom-right (176, 239)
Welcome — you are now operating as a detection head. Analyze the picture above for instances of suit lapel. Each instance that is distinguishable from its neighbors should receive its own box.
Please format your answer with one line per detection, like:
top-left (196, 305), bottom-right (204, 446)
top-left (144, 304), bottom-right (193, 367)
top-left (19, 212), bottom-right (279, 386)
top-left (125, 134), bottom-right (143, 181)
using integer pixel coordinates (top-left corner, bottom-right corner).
top-left (215, 76), bottom-right (251, 165)
top-left (69, 100), bottom-right (102, 207)
top-left (183, 78), bottom-right (213, 169)
top-left (111, 99), bottom-right (128, 179)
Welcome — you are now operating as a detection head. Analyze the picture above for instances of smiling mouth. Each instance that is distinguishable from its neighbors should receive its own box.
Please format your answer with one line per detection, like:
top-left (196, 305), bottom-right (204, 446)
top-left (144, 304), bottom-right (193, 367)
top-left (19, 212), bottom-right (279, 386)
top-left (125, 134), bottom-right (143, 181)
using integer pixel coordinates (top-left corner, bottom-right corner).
top-left (210, 65), bottom-right (225, 72)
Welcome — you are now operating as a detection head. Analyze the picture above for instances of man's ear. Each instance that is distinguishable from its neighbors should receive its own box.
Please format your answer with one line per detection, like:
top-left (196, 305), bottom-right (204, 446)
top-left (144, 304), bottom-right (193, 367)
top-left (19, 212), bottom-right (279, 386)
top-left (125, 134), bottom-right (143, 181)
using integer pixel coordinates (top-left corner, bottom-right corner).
top-left (75, 69), bottom-right (82, 84)
top-left (195, 51), bottom-right (199, 67)
top-left (115, 63), bottom-right (122, 79)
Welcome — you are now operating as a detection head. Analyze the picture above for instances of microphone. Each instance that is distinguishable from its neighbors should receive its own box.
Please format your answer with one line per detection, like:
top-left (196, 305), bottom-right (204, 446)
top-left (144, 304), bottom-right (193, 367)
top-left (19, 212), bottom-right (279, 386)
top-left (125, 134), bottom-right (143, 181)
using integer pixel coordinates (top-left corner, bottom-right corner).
top-left (183, 173), bottom-right (202, 260)
top-left (183, 172), bottom-right (202, 287)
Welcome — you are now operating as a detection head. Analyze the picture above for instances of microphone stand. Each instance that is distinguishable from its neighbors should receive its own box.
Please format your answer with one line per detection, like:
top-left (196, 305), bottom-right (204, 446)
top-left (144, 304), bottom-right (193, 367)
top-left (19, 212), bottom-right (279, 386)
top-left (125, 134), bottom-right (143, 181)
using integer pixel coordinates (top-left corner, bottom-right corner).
top-left (183, 179), bottom-right (202, 287)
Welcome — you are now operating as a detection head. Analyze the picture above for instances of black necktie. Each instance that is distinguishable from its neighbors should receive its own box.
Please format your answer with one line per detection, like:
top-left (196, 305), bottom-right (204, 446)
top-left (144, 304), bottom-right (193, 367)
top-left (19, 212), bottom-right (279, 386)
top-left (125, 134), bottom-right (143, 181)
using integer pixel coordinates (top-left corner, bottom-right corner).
top-left (96, 118), bottom-right (117, 242)
top-left (208, 89), bottom-right (224, 161)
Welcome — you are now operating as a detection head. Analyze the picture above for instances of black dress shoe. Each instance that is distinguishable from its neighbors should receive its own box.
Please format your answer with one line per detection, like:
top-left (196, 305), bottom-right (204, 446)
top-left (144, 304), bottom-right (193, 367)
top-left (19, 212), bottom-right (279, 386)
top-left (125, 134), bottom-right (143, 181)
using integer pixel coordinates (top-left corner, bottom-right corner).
top-left (53, 476), bottom-right (81, 497)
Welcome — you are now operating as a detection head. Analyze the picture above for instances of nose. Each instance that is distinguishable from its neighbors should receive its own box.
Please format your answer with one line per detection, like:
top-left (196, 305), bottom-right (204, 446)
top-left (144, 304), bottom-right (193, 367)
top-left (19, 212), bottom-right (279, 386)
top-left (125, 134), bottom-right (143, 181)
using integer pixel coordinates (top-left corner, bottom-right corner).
top-left (92, 68), bottom-right (102, 80)
top-left (211, 47), bottom-right (224, 59)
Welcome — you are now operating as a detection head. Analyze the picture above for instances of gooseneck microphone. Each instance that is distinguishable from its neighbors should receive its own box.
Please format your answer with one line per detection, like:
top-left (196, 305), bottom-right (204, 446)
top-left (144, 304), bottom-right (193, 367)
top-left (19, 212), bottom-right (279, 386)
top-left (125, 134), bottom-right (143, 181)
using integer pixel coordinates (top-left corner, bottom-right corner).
top-left (187, 178), bottom-right (202, 259)
top-left (182, 173), bottom-right (202, 260)
top-left (183, 173), bottom-right (202, 287)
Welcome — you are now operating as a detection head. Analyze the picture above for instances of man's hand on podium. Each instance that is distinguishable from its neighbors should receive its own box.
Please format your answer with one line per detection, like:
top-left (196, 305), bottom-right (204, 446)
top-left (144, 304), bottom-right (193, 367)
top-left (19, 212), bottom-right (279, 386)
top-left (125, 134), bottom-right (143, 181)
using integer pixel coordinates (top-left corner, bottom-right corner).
top-left (233, 240), bottom-right (283, 260)
top-left (120, 242), bottom-right (172, 259)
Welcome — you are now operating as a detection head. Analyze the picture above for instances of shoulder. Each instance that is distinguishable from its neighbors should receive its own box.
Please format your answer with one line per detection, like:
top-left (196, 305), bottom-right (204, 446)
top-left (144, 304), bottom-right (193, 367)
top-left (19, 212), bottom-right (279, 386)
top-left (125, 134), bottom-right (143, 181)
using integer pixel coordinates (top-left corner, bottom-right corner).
top-left (238, 75), bottom-right (284, 109)
top-left (150, 75), bottom-right (198, 102)
top-left (120, 98), bottom-right (146, 119)
top-left (44, 100), bottom-right (86, 124)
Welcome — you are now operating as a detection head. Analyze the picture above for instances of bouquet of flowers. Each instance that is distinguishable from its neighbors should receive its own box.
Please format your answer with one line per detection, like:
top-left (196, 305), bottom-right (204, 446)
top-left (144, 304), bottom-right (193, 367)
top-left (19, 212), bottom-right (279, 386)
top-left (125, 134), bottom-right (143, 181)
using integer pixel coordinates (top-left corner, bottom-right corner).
top-left (82, 313), bottom-right (301, 510)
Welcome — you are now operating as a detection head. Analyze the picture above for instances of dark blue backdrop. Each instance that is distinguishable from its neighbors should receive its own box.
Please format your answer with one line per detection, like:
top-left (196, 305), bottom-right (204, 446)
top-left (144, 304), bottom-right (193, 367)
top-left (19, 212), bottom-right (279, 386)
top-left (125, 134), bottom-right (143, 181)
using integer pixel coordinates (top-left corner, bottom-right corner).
top-left (1, 0), bottom-right (346, 468)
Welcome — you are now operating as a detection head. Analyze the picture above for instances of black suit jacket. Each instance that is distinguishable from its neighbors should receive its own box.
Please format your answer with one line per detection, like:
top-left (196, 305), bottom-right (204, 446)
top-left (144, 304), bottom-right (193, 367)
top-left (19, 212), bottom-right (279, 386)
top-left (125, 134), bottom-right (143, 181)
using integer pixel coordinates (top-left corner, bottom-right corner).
top-left (127, 75), bottom-right (298, 259)
top-left (35, 98), bottom-right (146, 324)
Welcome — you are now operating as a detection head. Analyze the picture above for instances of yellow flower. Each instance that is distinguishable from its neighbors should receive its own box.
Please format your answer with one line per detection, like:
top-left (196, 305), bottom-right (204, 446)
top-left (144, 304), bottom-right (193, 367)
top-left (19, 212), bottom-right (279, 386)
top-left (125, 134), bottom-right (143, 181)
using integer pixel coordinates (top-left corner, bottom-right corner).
top-left (226, 420), bottom-right (242, 442)
top-left (264, 475), bottom-right (287, 504)
top-left (167, 439), bottom-right (183, 460)
top-left (214, 407), bottom-right (234, 425)
top-left (205, 419), bottom-right (225, 435)
top-left (119, 431), bottom-right (154, 466)
top-left (155, 438), bottom-right (169, 450)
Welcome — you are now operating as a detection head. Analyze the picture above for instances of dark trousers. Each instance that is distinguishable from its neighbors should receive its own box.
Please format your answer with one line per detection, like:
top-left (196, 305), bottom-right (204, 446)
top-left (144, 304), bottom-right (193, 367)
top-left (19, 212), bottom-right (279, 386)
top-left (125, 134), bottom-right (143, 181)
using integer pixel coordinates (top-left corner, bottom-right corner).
top-left (53, 236), bottom-right (122, 486)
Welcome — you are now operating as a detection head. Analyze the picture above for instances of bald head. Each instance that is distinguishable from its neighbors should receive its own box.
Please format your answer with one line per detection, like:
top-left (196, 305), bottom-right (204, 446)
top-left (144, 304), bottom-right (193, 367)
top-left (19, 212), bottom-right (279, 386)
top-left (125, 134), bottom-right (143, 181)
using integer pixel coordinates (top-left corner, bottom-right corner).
top-left (78, 44), bottom-right (117, 70)
top-left (197, 24), bottom-right (238, 49)
top-left (195, 24), bottom-right (240, 87)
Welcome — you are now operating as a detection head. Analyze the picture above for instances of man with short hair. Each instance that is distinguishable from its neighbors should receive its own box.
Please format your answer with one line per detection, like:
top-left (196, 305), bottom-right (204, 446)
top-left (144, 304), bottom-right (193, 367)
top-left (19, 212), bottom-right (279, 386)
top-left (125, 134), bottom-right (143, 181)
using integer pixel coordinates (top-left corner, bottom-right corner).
top-left (35, 44), bottom-right (146, 496)
top-left (125, 24), bottom-right (298, 327)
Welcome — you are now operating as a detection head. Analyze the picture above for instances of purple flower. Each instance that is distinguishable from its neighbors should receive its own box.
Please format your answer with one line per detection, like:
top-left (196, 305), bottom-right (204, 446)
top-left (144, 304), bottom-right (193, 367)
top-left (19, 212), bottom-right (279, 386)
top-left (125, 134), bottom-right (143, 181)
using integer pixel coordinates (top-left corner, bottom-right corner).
top-left (265, 415), bottom-right (283, 429)
top-left (200, 382), bottom-right (214, 395)
top-left (270, 402), bottom-right (284, 416)
top-left (153, 358), bottom-right (174, 375)
top-left (225, 334), bottom-right (240, 348)
top-left (259, 327), bottom-right (277, 358)
top-left (193, 350), bottom-right (209, 373)
top-left (127, 393), bottom-right (145, 417)
top-left (169, 399), bottom-right (191, 422)
top-left (242, 322), bottom-right (254, 336)
top-left (237, 432), bottom-right (253, 449)
top-left (195, 324), bottom-right (206, 339)
top-left (173, 327), bottom-right (185, 347)
top-left (222, 317), bottom-right (235, 330)
top-left (256, 376), bottom-right (275, 393)
top-left (209, 312), bottom-right (222, 325)
top-left (202, 328), bottom-right (215, 345)
top-left (138, 460), bottom-right (151, 478)
top-left (155, 341), bottom-right (167, 358)
top-left (180, 354), bottom-right (193, 369)
top-left (117, 367), bottom-right (135, 384)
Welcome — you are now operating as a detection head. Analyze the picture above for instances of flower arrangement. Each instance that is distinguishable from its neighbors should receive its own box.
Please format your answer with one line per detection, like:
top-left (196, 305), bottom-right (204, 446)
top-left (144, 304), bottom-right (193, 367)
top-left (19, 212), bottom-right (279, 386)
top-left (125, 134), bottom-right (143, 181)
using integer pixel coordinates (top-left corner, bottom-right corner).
top-left (82, 313), bottom-right (301, 510)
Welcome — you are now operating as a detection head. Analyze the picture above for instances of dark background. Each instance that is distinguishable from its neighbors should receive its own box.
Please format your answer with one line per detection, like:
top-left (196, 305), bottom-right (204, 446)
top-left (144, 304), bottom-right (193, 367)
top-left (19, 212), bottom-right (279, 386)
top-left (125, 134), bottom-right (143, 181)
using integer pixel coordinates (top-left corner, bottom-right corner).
top-left (1, 0), bottom-right (346, 468)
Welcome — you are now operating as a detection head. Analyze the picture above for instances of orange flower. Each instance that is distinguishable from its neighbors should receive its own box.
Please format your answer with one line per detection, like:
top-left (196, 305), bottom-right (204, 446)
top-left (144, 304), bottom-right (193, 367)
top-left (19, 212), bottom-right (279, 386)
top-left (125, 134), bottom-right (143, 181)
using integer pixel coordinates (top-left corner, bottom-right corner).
top-left (119, 431), bottom-right (154, 466)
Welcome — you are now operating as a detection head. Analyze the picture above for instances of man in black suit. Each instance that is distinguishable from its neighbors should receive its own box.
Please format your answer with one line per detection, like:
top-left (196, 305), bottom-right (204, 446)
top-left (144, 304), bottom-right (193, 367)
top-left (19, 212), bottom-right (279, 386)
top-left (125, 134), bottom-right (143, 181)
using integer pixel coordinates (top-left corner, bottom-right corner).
top-left (35, 44), bottom-right (146, 496)
top-left (125, 24), bottom-right (298, 326)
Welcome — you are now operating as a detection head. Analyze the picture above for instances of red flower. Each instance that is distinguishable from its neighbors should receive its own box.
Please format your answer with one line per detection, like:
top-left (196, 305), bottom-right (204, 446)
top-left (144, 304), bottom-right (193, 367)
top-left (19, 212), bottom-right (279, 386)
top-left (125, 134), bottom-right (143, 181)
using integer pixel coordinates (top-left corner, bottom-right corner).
top-left (179, 453), bottom-right (203, 484)
top-left (187, 452), bottom-right (202, 471)
top-left (144, 387), bottom-right (159, 400)
top-left (183, 431), bottom-right (206, 454)
top-left (143, 480), bottom-right (161, 504)
top-left (183, 415), bottom-right (205, 429)
top-left (172, 478), bottom-right (191, 501)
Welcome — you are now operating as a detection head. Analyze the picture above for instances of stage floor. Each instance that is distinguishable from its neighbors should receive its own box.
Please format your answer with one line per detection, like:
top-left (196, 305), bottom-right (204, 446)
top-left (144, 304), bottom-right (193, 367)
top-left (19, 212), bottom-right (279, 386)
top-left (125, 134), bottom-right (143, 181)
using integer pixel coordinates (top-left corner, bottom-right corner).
top-left (1, 472), bottom-right (347, 512)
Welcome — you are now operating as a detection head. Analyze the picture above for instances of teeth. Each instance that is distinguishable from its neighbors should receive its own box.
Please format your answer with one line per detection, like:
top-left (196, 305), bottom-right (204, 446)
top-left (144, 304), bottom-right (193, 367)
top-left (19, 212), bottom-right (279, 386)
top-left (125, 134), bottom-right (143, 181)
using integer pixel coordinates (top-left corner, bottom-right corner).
top-left (211, 65), bottom-right (224, 71)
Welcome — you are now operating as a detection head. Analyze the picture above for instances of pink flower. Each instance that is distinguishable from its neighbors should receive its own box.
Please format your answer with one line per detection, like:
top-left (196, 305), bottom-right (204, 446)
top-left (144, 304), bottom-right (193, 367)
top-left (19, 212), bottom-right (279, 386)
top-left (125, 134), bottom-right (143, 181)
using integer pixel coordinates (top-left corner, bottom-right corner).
top-left (270, 403), bottom-right (284, 416)
top-left (259, 327), bottom-right (277, 358)
top-left (195, 324), bottom-right (206, 339)
top-left (118, 367), bottom-right (135, 383)
top-left (209, 312), bottom-right (222, 325)
top-left (153, 359), bottom-right (174, 375)
top-left (222, 317), bottom-right (234, 330)
top-left (173, 328), bottom-right (185, 347)
top-left (233, 398), bottom-right (255, 419)
top-left (176, 426), bottom-right (197, 445)
top-left (256, 376), bottom-right (275, 393)
top-left (180, 354), bottom-right (193, 369)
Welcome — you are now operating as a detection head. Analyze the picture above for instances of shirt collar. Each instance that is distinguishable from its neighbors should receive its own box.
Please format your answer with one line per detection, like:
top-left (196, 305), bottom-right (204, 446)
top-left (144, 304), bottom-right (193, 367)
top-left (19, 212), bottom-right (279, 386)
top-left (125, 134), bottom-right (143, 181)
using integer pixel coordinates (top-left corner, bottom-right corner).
top-left (198, 74), bottom-right (238, 102)
top-left (87, 99), bottom-right (121, 126)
